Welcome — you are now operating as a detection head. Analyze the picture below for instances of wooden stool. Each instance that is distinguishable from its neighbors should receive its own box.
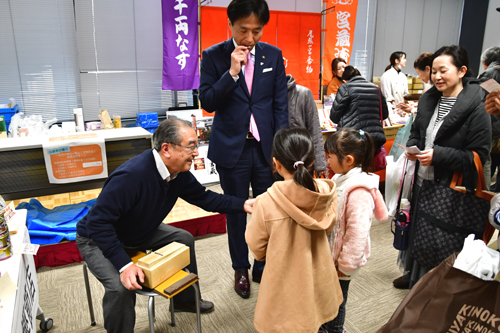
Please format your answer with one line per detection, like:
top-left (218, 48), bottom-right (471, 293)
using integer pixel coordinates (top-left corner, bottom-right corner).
top-left (83, 250), bottom-right (202, 333)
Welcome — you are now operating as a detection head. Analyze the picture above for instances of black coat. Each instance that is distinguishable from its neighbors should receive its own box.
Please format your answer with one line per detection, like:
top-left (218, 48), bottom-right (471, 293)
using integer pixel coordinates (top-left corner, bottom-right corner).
top-left (407, 77), bottom-right (491, 191)
top-left (330, 76), bottom-right (389, 148)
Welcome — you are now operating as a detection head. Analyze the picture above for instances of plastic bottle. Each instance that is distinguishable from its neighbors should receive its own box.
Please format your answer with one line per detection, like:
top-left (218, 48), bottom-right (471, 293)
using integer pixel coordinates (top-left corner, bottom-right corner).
top-left (397, 199), bottom-right (411, 226)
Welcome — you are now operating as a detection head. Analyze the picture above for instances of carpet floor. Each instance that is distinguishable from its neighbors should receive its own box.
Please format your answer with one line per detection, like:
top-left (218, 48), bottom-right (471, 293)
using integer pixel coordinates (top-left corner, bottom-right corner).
top-left (35, 184), bottom-right (409, 333)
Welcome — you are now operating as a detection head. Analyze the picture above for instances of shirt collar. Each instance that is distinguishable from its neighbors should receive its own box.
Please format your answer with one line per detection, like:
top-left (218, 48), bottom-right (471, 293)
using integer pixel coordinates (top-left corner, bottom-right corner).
top-left (232, 38), bottom-right (256, 56)
top-left (152, 149), bottom-right (178, 182)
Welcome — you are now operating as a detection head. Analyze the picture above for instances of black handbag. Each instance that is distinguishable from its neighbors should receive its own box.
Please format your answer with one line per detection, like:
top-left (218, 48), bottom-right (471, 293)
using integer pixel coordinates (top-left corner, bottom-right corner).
top-left (411, 152), bottom-right (494, 269)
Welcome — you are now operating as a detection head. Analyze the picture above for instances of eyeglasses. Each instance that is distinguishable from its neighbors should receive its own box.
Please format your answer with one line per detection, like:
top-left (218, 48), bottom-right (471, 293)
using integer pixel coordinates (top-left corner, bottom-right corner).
top-left (170, 142), bottom-right (200, 152)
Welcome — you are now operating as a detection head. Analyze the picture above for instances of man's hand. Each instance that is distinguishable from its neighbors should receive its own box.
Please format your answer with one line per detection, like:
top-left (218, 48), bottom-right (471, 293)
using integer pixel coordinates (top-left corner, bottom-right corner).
top-left (416, 149), bottom-right (433, 167)
top-left (485, 90), bottom-right (500, 115)
top-left (229, 45), bottom-right (249, 77)
top-left (244, 198), bottom-right (255, 214)
top-left (120, 264), bottom-right (144, 290)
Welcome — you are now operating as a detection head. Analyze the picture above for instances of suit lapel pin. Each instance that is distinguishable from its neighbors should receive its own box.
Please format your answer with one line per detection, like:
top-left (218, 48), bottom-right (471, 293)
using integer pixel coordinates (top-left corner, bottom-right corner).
top-left (262, 56), bottom-right (265, 59)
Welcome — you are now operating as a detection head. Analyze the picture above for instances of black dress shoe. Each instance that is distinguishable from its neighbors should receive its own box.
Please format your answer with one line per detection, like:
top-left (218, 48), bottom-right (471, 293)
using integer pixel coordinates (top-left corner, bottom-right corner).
top-left (234, 269), bottom-right (250, 298)
top-left (172, 299), bottom-right (214, 313)
top-left (252, 271), bottom-right (262, 283)
top-left (393, 276), bottom-right (410, 289)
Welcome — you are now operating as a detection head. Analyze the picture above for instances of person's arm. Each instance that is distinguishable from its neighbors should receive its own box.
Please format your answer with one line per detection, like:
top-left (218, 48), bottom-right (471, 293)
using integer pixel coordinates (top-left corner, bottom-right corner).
top-left (330, 84), bottom-right (350, 124)
top-left (381, 92), bottom-right (390, 120)
top-left (272, 50), bottom-right (289, 131)
top-left (337, 188), bottom-right (374, 275)
top-left (179, 172), bottom-right (247, 213)
top-left (432, 104), bottom-right (492, 172)
top-left (303, 88), bottom-right (327, 171)
top-left (245, 197), bottom-right (269, 261)
top-left (380, 73), bottom-right (395, 103)
top-left (199, 47), bottom-right (241, 112)
top-left (403, 73), bottom-right (409, 96)
top-left (84, 172), bottom-right (140, 272)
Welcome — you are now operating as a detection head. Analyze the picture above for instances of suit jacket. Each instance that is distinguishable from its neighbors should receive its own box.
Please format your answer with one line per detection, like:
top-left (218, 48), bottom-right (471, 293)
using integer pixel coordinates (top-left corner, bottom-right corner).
top-left (199, 38), bottom-right (289, 168)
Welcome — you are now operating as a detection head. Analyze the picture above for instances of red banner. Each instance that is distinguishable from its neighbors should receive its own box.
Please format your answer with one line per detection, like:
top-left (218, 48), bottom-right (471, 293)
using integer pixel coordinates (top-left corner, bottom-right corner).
top-left (322, 0), bottom-right (359, 85)
top-left (200, 8), bottom-right (322, 99)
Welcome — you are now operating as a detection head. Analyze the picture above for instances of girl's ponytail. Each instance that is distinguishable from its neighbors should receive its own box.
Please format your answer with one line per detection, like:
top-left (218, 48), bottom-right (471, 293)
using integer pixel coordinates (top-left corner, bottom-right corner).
top-left (293, 161), bottom-right (317, 193)
top-left (272, 127), bottom-right (318, 192)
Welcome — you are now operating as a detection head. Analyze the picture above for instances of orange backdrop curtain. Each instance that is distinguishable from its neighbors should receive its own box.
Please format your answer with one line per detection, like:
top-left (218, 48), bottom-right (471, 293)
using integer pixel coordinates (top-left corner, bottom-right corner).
top-left (200, 7), bottom-right (321, 100)
top-left (322, 0), bottom-right (359, 86)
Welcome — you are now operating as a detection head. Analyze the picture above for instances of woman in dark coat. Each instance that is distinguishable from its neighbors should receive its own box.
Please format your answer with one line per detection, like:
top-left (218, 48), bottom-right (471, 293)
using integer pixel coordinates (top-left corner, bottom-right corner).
top-left (329, 66), bottom-right (389, 151)
top-left (393, 45), bottom-right (491, 289)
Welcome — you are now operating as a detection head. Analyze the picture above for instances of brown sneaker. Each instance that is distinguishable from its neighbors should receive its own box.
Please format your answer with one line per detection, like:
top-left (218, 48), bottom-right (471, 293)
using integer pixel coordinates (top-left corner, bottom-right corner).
top-left (393, 276), bottom-right (410, 289)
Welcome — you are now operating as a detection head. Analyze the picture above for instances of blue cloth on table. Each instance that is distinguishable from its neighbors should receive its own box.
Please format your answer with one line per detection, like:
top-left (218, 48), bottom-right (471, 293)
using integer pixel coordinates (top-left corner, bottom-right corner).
top-left (16, 198), bottom-right (96, 245)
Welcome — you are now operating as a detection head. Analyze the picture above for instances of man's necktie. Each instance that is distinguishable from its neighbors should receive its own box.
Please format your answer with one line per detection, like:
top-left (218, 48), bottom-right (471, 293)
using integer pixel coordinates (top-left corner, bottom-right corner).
top-left (245, 51), bottom-right (260, 141)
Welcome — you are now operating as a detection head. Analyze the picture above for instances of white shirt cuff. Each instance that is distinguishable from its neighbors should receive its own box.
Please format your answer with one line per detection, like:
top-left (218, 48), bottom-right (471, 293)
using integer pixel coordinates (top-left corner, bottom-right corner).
top-left (119, 262), bottom-right (133, 273)
top-left (232, 74), bottom-right (239, 82)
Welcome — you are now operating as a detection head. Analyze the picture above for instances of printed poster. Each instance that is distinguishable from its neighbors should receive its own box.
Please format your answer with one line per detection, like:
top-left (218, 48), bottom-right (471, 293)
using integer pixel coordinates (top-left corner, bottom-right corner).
top-left (42, 134), bottom-right (108, 184)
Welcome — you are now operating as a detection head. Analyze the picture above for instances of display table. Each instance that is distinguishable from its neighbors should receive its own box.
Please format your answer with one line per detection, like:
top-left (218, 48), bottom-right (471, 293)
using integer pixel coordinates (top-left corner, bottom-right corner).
top-left (0, 209), bottom-right (51, 332)
top-left (0, 128), bottom-right (152, 200)
top-left (30, 197), bottom-right (226, 270)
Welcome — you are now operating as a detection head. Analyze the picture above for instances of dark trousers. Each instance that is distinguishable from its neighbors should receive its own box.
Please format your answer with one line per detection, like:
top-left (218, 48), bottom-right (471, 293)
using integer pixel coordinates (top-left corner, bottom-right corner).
top-left (321, 279), bottom-right (350, 333)
top-left (76, 224), bottom-right (199, 333)
top-left (216, 138), bottom-right (274, 274)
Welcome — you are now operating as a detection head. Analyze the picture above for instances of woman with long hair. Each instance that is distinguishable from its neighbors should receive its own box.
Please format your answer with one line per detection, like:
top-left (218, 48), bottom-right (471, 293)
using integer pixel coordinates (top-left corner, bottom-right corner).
top-left (380, 51), bottom-right (409, 112)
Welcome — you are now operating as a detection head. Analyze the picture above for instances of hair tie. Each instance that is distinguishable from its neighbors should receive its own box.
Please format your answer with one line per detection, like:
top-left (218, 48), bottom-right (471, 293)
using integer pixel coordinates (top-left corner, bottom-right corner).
top-left (359, 130), bottom-right (364, 136)
top-left (293, 161), bottom-right (304, 169)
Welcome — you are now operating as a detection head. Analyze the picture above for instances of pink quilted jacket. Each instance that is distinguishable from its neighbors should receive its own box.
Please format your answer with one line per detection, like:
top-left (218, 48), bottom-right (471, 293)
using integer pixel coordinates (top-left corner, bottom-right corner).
top-left (330, 172), bottom-right (388, 275)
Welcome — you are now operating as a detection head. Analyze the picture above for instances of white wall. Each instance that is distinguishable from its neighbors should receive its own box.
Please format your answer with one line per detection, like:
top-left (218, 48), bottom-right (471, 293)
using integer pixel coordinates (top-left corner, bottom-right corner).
top-left (372, 0), bottom-right (464, 78)
top-left (478, 0), bottom-right (500, 75)
top-left (204, 0), bottom-right (322, 13)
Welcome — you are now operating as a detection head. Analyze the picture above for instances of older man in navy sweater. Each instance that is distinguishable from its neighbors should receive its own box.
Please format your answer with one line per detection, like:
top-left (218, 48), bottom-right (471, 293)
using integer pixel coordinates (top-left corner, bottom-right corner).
top-left (76, 118), bottom-right (254, 333)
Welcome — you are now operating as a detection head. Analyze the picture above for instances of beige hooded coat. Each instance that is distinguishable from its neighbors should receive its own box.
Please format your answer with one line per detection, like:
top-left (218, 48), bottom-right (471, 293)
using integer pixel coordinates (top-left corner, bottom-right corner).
top-left (246, 179), bottom-right (343, 333)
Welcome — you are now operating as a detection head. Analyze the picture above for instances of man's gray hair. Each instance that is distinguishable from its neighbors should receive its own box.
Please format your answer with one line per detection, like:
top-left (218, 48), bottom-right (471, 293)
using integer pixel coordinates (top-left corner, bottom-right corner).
top-left (481, 46), bottom-right (500, 67)
top-left (152, 117), bottom-right (193, 151)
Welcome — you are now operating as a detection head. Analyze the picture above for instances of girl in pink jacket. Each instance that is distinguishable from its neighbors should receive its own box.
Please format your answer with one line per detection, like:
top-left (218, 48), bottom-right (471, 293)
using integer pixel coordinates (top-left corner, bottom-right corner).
top-left (321, 128), bottom-right (388, 333)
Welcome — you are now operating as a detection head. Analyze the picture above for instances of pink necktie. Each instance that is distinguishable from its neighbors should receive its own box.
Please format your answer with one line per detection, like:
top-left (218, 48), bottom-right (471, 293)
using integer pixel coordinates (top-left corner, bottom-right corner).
top-left (245, 51), bottom-right (260, 141)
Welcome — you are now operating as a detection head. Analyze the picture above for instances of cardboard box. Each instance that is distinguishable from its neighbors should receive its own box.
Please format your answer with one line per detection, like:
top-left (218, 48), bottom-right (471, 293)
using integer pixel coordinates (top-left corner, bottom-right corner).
top-left (137, 242), bottom-right (190, 288)
top-left (412, 78), bottom-right (423, 84)
top-left (413, 83), bottom-right (424, 89)
top-left (384, 124), bottom-right (404, 140)
top-left (373, 76), bottom-right (381, 83)
top-left (315, 100), bottom-right (323, 109)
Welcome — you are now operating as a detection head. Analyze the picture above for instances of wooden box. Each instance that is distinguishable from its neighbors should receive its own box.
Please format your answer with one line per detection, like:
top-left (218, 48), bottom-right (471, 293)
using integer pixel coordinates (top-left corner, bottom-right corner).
top-left (315, 100), bottom-right (323, 109)
top-left (137, 242), bottom-right (190, 289)
top-left (384, 124), bottom-right (405, 140)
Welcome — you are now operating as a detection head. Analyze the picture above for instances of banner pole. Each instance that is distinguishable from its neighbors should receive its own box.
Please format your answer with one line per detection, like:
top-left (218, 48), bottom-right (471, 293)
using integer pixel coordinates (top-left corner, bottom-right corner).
top-left (198, 0), bottom-right (202, 110)
top-left (320, 0), bottom-right (326, 102)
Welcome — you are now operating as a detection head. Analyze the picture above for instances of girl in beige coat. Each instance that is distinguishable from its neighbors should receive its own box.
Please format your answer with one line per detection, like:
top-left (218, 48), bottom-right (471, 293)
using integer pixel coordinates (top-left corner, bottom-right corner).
top-left (246, 128), bottom-right (343, 333)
